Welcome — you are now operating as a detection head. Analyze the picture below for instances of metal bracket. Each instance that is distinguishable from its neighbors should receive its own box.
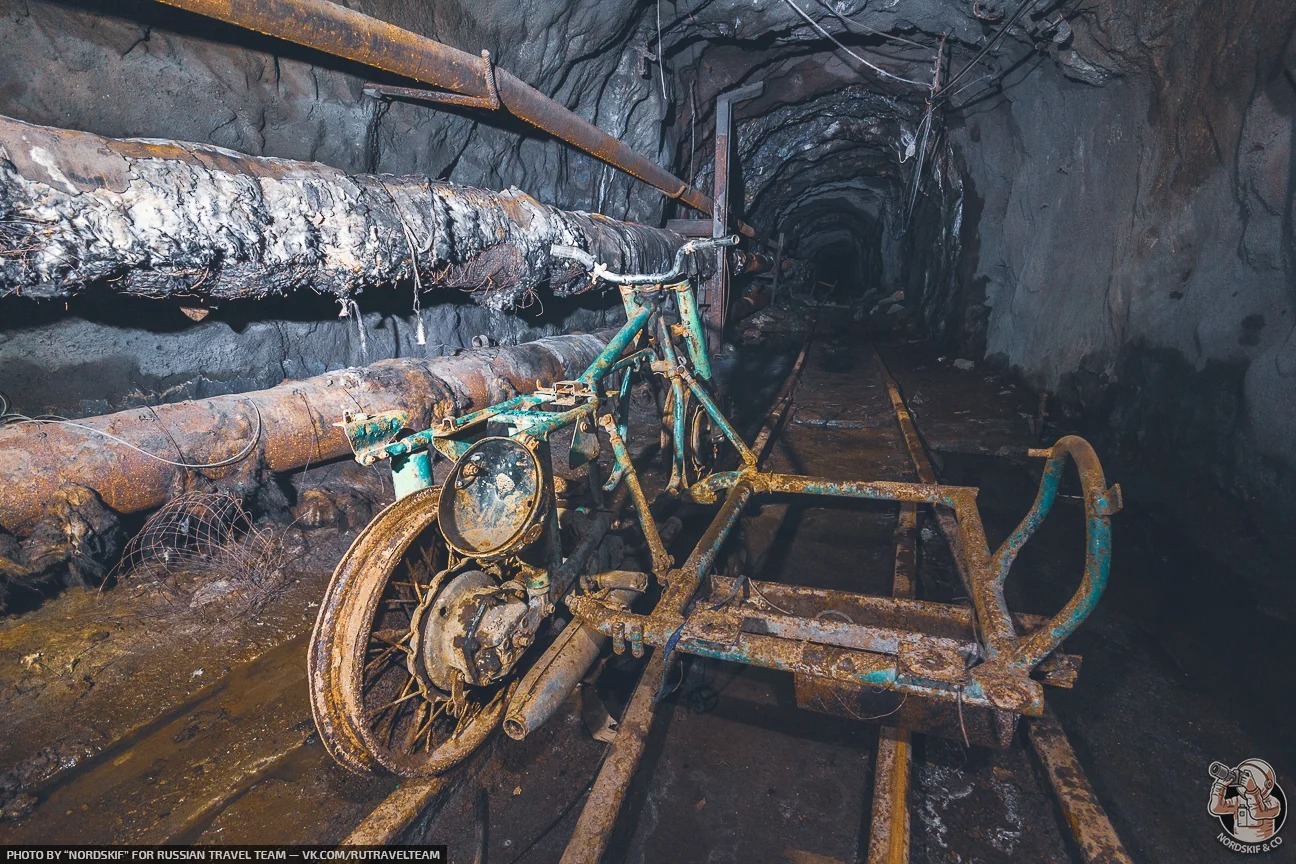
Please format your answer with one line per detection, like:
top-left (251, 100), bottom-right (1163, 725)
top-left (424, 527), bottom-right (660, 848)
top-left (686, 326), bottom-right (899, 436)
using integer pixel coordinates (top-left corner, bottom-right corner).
top-left (534, 379), bottom-right (595, 406)
top-left (363, 49), bottom-right (501, 110)
top-left (341, 409), bottom-right (409, 463)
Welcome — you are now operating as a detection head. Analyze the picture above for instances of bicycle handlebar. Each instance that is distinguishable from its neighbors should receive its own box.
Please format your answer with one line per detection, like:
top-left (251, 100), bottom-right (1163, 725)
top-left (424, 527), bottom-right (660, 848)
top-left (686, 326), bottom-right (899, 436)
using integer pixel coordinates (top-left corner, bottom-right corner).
top-left (551, 235), bottom-right (739, 285)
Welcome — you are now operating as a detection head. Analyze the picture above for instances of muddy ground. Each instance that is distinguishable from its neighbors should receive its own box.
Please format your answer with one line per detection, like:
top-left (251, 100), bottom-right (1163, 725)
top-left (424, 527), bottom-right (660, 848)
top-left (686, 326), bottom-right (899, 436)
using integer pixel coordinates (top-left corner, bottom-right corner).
top-left (1, 311), bottom-right (1291, 862)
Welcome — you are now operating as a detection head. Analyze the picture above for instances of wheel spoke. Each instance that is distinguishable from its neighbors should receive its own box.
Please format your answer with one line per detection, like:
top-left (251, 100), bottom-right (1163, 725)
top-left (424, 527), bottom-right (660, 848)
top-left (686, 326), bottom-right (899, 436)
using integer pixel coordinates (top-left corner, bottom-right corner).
top-left (370, 627), bottom-right (412, 647)
top-left (311, 485), bottom-right (507, 777)
top-left (367, 677), bottom-right (419, 719)
top-left (363, 641), bottom-right (405, 674)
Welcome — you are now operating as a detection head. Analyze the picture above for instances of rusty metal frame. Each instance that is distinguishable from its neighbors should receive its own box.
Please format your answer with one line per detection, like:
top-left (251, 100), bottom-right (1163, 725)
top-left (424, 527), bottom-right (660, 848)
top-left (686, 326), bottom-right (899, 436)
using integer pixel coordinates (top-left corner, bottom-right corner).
top-left (705, 82), bottom-right (766, 347)
top-left (325, 245), bottom-right (1119, 843)
top-left (332, 233), bottom-right (1118, 731)
top-left (570, 438), bottom-right (1119, 720)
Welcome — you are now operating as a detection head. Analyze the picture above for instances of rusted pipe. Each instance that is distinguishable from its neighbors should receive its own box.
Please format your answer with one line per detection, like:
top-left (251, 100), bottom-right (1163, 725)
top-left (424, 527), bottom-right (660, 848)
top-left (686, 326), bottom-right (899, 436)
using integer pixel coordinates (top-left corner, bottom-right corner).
top-left (0, 332), bottom-right (610, 536)
top-left (734, 251), bottom-right (773, 275)
top-left (503, 581), bottom-right (643, 740)
top-left (149, 0), bottom-right (757, 238)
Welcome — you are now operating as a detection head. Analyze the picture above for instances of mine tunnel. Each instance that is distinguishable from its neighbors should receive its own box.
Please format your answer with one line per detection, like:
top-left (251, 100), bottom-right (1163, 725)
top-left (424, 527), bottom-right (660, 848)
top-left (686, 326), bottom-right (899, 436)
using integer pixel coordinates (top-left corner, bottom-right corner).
top-left (0, 0), bottom-right (1293, 860)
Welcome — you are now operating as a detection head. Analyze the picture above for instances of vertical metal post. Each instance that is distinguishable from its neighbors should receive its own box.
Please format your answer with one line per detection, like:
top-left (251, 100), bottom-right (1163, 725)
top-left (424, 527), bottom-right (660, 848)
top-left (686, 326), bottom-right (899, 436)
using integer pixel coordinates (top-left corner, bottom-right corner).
top-left (770, 230), bottom-right (786, 306)
top-left (707, 82), bottom-right (765, 350)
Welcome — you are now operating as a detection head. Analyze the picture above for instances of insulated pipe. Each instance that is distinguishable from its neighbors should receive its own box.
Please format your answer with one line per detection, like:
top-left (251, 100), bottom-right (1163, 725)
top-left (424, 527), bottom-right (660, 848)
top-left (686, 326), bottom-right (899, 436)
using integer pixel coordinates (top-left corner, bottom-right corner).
top-left (150, 0), bottom-right (757, 238)
top-left (0, 115), bottom-right (690, 304)
top-left (0, 332), bottom-right (610, 536)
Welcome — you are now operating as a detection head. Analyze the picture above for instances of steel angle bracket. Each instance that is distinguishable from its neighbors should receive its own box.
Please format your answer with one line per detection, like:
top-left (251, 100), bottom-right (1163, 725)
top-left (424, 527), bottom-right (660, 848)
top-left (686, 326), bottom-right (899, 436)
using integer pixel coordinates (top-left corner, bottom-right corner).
top-left (340, 410), bottom-right (433, 498)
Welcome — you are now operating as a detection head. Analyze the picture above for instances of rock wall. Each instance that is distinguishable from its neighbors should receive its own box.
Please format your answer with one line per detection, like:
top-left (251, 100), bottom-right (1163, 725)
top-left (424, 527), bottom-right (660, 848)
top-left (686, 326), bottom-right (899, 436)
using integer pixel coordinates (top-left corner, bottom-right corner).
top-left (0, 0), bottom-right (669, 417)
top-left (934, 0), bottom-right (1296, 547)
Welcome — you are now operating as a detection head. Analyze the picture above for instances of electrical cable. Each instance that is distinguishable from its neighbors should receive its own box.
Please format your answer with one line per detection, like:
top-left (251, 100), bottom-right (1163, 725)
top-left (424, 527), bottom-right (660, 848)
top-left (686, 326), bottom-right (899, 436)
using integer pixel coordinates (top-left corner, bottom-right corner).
top-left (940, 0), bottom-right (1042, 97)
top-left (0, 400), bottom-right (263, 469)
top-left (808, 0), bottom-right (934, 52)
top-left (778, 0), bottom-right (929, 87)
top-left (656, 0), bottom-right (669, 102)
top-left (505, 746), bottom-right (607, 864)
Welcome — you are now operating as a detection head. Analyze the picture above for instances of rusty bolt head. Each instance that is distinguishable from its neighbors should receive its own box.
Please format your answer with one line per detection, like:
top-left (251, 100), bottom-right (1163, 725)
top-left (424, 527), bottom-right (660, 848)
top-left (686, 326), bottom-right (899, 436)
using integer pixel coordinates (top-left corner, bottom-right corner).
top-left (905, 647), bottom-right (965, 681)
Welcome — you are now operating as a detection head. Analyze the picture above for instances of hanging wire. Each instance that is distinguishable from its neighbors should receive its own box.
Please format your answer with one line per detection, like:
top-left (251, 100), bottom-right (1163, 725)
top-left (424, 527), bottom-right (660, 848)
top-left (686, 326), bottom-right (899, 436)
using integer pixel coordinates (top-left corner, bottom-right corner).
top-left (655, 0), bottom-right (669, 103)
top-left (689, 80), bottom-right (699, 186)
top-left (808, 0), bottom-right (935, 52)
top-left (897, 35), bottom-right (948, 235)
top-left (398, 218), bottom-right (428, 346)
top-left (0, 400), bottom-right (263, 469)
top-left (376, 178), bottom-right (431, 346)
top-left (339, 297), bottom-right (369, 359)
top-left (939, 0), bottom-right (1043, 99)
top-left (778, 0), bottom-right (929, 88)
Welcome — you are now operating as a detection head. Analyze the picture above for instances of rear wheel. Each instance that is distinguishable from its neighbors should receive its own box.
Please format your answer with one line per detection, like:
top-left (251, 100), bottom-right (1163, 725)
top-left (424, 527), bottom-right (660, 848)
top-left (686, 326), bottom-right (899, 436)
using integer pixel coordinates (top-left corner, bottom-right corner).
top-left (308, 487), bottom-right (506, 778)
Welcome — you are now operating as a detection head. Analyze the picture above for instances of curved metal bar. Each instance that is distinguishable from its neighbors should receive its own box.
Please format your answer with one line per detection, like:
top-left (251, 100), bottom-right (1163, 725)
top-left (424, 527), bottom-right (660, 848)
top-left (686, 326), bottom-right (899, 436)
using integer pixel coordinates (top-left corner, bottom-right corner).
top-left (998, 436), bottom-right (1122, 670)
top-left (551, 236), bottom-right (739, 285)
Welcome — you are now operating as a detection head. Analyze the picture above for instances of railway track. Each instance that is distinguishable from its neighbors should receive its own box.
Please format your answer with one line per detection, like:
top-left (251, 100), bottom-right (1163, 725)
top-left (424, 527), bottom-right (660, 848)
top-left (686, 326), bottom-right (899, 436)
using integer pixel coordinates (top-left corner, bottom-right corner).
top-left (2, 322), bottom-right (1132, 862)
top-left (345, 323), bottom-right (1133, 863)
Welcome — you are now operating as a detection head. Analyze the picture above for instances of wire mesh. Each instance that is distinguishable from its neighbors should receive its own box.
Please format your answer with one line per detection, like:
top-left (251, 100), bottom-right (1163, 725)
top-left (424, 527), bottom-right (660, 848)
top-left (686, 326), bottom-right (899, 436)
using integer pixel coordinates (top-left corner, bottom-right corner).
top-left (115, 491), bottom-right (289, 616)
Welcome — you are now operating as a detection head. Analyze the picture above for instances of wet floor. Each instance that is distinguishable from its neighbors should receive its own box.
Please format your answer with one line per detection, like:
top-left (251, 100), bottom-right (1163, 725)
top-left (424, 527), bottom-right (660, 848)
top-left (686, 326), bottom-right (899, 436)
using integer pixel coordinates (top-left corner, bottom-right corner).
top-left (0, 465), bottom-right (397, 841)
top-left (1, 317), bottom-right (1291, 862)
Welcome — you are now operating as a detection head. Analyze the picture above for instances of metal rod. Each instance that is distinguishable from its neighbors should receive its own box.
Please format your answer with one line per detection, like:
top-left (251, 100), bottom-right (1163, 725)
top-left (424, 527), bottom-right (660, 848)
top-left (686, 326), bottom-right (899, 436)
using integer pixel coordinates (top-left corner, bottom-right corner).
top-left (559, 651), bottom-right (665, 864)
top-left (599, 415), bottom-right (672, 578)
top-left (151, 0), bottom-right (756, 237)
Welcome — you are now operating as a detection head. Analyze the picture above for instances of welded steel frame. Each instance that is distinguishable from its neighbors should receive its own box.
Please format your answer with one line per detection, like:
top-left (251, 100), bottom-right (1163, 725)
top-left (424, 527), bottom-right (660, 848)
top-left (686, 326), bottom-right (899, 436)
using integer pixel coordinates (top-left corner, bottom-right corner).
top-left (343, 272), bottom-right (729, 594)
top-left (568, 435), bottom-right (1121, 722)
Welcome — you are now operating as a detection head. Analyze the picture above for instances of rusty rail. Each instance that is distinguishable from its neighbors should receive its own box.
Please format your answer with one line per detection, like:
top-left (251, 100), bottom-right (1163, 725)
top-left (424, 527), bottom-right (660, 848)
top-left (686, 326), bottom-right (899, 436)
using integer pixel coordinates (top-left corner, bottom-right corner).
top-left (559, 651), bottom-right (665, 863)
top-left (0, 333), bottom-right (610, 535)
top-left (1028, 707), bottom-right (1135, 863)
top-left (865, 503), bottom-right (918, 864)
top-left (871, 346), bottom-right (1131, 862)
top-left (343, 777), bottom-right (454, 845)
top-left (871, 348), bottom-right (974, 597)
top-left (150, 0), bottom-right (756, 238)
